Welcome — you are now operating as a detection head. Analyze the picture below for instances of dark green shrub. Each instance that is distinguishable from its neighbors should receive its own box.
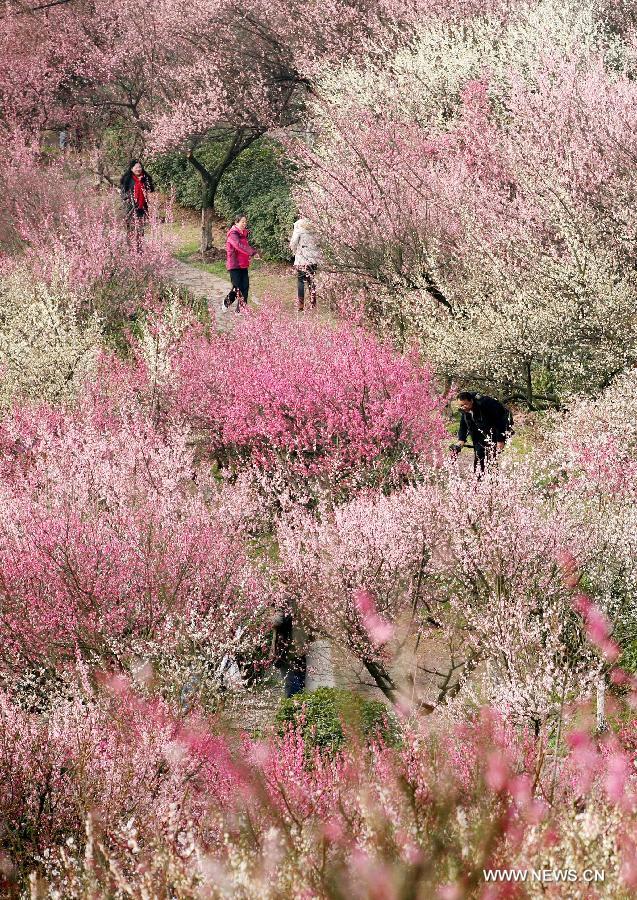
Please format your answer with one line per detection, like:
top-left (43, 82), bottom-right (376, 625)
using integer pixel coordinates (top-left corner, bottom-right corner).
top-left (215, 140), bottom-right (292, 214)
top-left (148, 143), bottom-right (228, 210)
top-left (216, 141), bottom-right (296, 261)
top-left (149, 136), bottom-right (296, 261)
top-left (244, 188), bottom-right (296, 260)
top-left (275, 687), bottom-right (401, 751)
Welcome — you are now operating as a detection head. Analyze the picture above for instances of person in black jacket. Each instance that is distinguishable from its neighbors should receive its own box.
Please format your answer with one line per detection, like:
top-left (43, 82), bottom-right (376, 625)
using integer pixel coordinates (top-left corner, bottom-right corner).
top-left (451, 391), bottom-right (513, 474)
top-left (120, 160), bottom-right (154, 247)
top-left (272, 610), bottom-right (307, 698)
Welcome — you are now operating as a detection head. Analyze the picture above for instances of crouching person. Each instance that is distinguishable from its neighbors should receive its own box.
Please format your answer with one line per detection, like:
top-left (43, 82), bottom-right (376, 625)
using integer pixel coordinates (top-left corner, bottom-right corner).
top-left (451, 390), bottom-right (513, 475)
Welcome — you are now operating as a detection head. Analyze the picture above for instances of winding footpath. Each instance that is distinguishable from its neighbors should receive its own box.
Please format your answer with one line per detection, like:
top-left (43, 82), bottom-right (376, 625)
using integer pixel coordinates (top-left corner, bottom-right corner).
top-left (169, 258), bottom-right (237, 333)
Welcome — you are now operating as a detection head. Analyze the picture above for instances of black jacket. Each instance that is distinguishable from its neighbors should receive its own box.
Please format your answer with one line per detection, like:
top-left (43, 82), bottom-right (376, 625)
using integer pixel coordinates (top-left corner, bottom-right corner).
top-left (458, 395), bottom-right (512, 446)
top-left (120, 170), bottom-right (154, 213)
top-left (272, 613), bottom-right (307, 671)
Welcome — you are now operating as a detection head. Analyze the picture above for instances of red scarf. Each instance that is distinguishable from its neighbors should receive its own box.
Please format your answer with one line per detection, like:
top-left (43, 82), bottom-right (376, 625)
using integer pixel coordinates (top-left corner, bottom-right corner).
top-left (132, 174), bottom-right (147, 210)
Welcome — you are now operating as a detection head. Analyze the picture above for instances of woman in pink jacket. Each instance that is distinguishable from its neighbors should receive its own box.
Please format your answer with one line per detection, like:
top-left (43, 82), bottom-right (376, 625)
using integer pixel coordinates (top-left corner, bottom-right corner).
top-left (223, 214), bottom-right (259, 312)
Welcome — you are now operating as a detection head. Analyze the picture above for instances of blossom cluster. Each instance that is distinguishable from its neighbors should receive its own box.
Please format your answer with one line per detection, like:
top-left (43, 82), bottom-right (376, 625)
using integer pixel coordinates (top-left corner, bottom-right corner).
top-left (168, 307), bottom-right (445, 499)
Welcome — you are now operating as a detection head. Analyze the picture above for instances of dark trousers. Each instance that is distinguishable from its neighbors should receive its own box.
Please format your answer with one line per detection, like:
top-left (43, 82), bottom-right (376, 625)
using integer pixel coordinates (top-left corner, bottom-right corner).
top-left (296, 265), bottom-right (317, 310)
top-left (126, 207), bottom-right (148, 252)
top-left (275, 660), bottom-right (307, 698)
top-left (474, 444), bottom-right (487, 474)
top-left (473, 440), bottom-right (499, 475)
top-left (228, 268), bottom-right (250, 308)
top-left (284, 667), bottom-right (306, 698)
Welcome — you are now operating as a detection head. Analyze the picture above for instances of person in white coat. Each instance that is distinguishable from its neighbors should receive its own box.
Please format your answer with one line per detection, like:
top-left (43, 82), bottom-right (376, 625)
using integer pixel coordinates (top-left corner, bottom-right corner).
top-left (290, 218), bottom-right (322, 311)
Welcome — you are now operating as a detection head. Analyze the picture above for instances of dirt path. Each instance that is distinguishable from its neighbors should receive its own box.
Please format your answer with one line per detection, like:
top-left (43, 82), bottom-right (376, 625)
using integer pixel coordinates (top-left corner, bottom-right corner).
top-left (165, 210), bottom-right (298, 324)
top-left (169, 258), bottom-right (239, 332)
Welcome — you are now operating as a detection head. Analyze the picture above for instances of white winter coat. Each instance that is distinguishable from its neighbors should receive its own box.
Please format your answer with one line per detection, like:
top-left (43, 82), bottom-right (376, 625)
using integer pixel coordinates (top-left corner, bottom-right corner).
top-left (290, 218), bottom-right (322, 267)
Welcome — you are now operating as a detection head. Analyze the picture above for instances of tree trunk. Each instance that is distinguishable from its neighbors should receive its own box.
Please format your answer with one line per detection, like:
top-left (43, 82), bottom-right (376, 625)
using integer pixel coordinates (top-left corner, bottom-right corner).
top-left (524, 357), bottom-right (534, 409)
top-left (185, 129), bottom-right (265, 256)
top-left (196, 173), bottom-right (217, 254)
top-left (186, 151), bottom-right (224, 256)
top-left (362, 657), bottom-right (397, 704)
top-left (596, 677), bottom-right (607, 733)
top-left (201, 205), bottom-right (215, 254)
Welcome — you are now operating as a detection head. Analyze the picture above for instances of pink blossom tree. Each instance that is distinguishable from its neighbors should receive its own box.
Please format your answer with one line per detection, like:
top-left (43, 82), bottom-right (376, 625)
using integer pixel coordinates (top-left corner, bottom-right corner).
top-left (13, 676), bottom-right (637, 897)
top-left (296, 0), bottom-right (637, 403)
top-left (0, 0), bottom-right (421, 250)
top-left (168, 307), bottom-right (445, 501)
top-left (145, 0), bottom-right (425, 250)
top-left (0, 386), bottom-right (269, 699)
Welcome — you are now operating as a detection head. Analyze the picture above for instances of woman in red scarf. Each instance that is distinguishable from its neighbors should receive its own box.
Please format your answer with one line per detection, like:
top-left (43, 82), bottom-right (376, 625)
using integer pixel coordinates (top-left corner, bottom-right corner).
top-left (120, 160), bottom-right (155, 247)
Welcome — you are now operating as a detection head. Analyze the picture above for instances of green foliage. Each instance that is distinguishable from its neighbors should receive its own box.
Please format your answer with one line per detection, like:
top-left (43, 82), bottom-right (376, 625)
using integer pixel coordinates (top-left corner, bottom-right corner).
top-left (620, 643), bottom-right (637, 674)
top-left (275, 687), bottom-right (401, 751)
top-left (149, 136), bottom-right (296, 261)
top-left (148, 142), bottom-right (228, 209)
top-left (216, 141), bottom-right (291, 212)
top-left (244, 188), bottom-right (297, 261)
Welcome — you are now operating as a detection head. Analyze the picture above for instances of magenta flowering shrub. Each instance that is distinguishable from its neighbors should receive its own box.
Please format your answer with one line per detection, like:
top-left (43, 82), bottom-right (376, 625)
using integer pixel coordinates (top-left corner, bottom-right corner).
top-left (170, 308), bottom-right (445, 498)
top-left (0, 674), bottom-right (543, 893)
top-left (0, 387), bottom-right (269, 693)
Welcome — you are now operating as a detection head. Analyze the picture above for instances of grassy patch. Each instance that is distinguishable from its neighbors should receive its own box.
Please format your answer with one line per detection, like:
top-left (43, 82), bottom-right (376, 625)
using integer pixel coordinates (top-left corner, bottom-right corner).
top-left (164, 211), bottom-right (299, 304)
top-left (174, 242), bottom-right (200, 263)
top-left (276, 687), bottom-right (401, 752)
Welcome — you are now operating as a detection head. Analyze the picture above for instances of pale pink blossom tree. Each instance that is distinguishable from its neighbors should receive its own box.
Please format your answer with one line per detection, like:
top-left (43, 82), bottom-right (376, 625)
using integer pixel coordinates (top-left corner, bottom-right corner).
top-left (276, 462), bottom-right (600, 729)
top-left (295, 0), bottom-right (637, 402)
